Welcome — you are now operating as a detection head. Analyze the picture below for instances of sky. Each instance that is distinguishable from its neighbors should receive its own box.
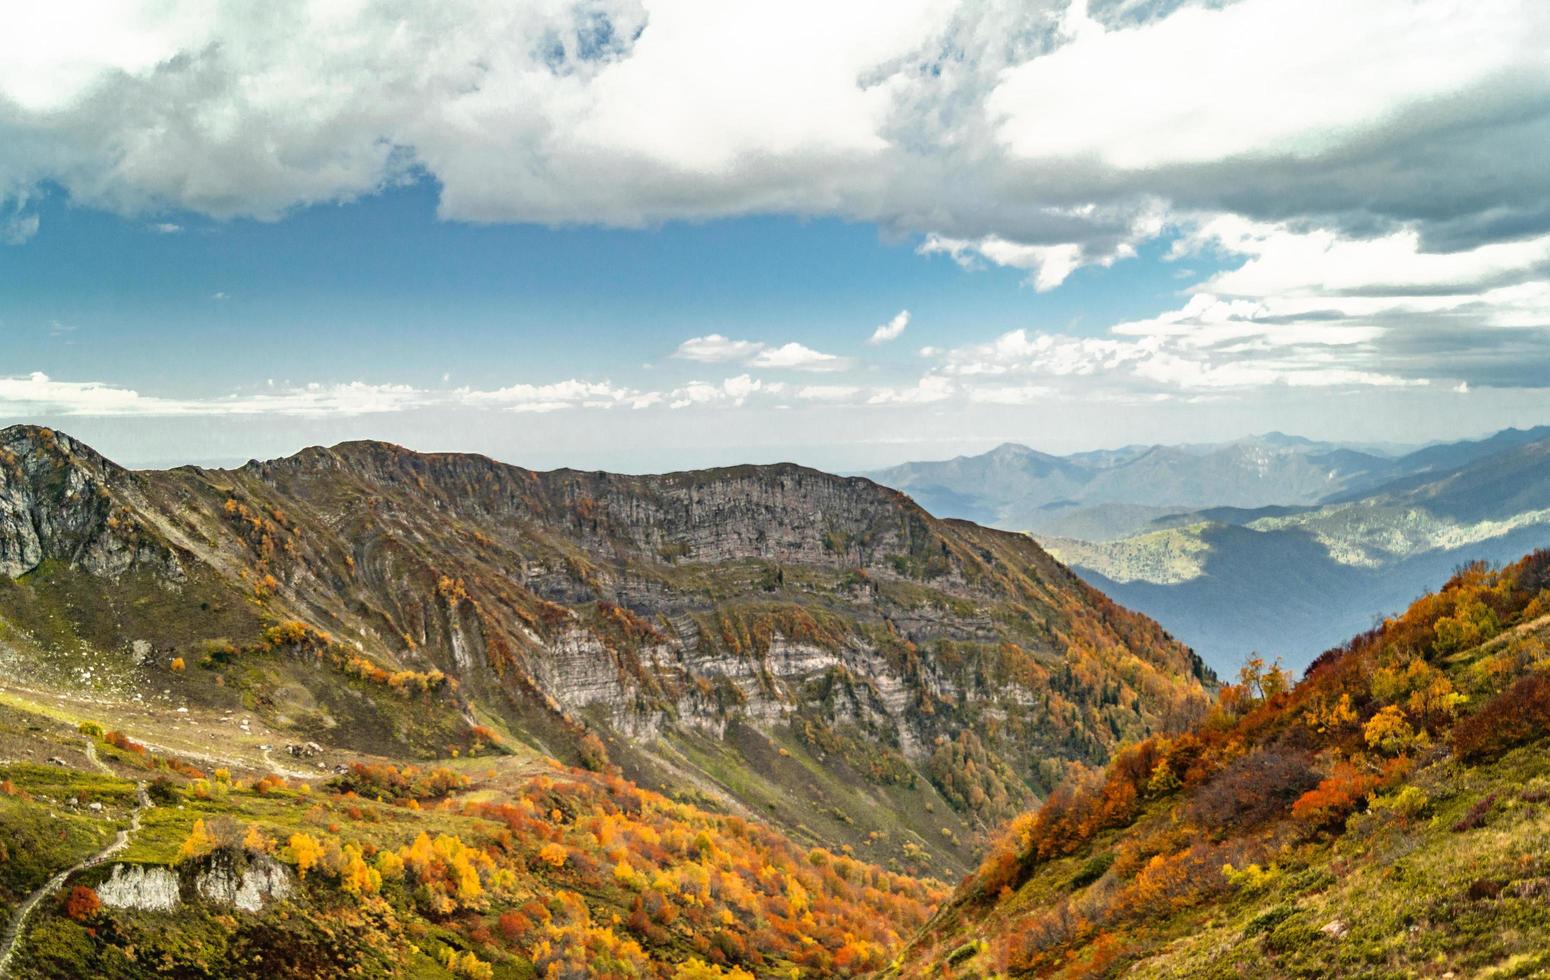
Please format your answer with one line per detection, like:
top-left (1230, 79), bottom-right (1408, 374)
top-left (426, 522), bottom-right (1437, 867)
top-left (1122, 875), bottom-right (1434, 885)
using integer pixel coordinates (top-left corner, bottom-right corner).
top-left (1, 0), bottom-right (1548, 472)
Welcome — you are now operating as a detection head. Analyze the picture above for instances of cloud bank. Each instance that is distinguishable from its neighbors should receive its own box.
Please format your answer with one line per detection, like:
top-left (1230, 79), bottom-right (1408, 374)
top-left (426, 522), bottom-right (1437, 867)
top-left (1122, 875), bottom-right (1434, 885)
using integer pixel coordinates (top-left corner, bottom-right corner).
top-left (1, 0), bottom-right (1546, 416)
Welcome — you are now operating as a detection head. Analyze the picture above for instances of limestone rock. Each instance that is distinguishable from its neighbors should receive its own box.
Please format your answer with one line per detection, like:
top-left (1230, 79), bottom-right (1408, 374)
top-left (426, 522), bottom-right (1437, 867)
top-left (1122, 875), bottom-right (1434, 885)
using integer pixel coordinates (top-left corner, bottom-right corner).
top-left (97, 864), bottom-right (181, 912)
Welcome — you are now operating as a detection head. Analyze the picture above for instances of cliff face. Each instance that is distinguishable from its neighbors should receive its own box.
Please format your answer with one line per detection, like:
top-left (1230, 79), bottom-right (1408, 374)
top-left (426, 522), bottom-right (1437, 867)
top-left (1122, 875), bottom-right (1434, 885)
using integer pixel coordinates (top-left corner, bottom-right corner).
top-left (0, 426), bottom-right (180, 581)
top-left (0, 427), bottom-right (1213, 874)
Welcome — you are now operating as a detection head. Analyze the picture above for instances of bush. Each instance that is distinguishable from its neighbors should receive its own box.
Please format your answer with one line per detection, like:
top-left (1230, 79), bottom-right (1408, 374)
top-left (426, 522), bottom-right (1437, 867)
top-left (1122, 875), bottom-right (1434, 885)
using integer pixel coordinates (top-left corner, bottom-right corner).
top-left (1188, 746), bottom-right (1320, 831)
top-left (1454, 673), bottom-right (1550, 762)
top-left (63, 885), bottom-right (100, 922)
top-left (1291, 762), bottom-right (1382, 830)
top-left (1244, 903), bottom-right (1296, 936)
top-left (147, 777), bottom-right (180, 805)
top-left (103, 730), bottom-right (146, 755)
top-left (1071, 851), bottom-right (1115, 888)
top-left (1452, 792), bottom-right (1498, 833)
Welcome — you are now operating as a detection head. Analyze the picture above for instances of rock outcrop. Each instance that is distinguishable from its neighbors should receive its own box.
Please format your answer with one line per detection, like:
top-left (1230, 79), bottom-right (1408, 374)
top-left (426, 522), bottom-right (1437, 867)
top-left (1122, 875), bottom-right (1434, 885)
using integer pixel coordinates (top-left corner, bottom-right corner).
top-left (95, 853), bottom-right (295, 914)
top-left (96, 864), bottom-right (180, 912)
top-left (194, 851), bottom-right (294, 912)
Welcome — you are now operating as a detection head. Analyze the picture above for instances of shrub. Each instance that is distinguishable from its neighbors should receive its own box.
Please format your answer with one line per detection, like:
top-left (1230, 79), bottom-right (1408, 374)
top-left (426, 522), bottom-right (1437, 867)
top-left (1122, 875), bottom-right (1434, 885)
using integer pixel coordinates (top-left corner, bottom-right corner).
top-left (147, 777), bottom-right (180, 805)
top-left (1188, 746), bottom-right (1319, 831)
top-left (1454, 672), bottom-right (1550, 762)
top-left (1071, 851), bottom-right (1115, 888)
top-left (63, 885), bottom-right (100, 922)
top-left (1244, 903), bottom-right (1296, 936)
top-left (1452, 792), bottom-right (1498, 833)
top-left (103, 730), bottom-right (147, 755)
top-left (1291, 762), bottom-right (1382, 830)
top-left (1363, 706), bottom-right (1418, 754)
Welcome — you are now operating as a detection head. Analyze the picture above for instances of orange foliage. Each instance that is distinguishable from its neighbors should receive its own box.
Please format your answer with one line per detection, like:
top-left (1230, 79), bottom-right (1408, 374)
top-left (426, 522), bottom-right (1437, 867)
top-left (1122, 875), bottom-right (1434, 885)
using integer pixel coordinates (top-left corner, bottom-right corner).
top-left (63, 885), bottom-right (101, 922)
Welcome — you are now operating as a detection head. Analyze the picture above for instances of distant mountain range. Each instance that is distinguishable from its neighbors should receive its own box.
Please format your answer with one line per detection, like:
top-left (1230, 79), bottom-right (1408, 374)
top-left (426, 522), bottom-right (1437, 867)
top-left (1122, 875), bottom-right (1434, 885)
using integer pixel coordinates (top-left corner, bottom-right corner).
top-left (866, 427), bottom-right (1550, 542)
top-left (869, 426), bottom-right (1550, 673)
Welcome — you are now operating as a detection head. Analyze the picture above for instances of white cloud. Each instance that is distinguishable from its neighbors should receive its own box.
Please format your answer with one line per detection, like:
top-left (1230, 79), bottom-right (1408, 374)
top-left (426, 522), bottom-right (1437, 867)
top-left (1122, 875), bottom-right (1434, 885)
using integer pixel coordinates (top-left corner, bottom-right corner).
top-left (746, 342), bottom-right (848, 372)
top-left (926, 314), bottom-right (1429, 395)
top-left (966, 384), bottom-right (1057, 405)
top-left (868, 375), bottom-right (955, 405)
top-left (667, 374), bottom-right (780, 409)
top-left (920, 235), bottom-right (1087, 292)
top-left (671, 334), bottom-right (765, 363)
top-left (673, 335), bottom-right (849, 372)
top-left (0, 371), bottom-right (800, 418)
top-left (0, 0), bottom-right (1540, 272)
top-left (457, 379), bottom-right (657, 413)
top-left (990, 0), bottom-right (1531, 171)
top-left (0, 373), bottom-right (431, 418)
top-left (868, 310), bottom-right (909, 345)
top-left (2, 212), bottom-right (39, 245)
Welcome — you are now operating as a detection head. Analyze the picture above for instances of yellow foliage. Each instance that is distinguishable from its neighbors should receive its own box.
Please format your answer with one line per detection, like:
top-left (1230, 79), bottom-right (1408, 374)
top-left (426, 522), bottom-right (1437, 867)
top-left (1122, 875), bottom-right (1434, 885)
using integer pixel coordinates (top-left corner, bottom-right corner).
top-left (289, 832), bottom-right (324, 879)
top-left (242, 824), bottom-right (271, 854)
top-left (177, 819), bottom-right (218, 863)
top-left (672, 960), bottom-right (756, 979)
top-left (1364, 705), bottom-right (1418, 754)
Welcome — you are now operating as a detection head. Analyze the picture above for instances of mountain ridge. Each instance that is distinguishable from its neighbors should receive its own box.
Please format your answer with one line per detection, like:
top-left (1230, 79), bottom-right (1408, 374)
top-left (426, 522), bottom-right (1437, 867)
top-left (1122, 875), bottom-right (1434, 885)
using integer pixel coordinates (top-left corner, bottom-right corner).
top-left (0, 424), bottom-right (1213, 882)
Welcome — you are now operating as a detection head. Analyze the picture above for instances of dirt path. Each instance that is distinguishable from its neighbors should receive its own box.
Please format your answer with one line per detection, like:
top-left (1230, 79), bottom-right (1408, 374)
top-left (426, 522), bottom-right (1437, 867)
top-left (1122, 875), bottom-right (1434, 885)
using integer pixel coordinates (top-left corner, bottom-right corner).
top-left (0, 741), bottom-right (151, 979)
top-left (258, 744), bottom-right (316, 780)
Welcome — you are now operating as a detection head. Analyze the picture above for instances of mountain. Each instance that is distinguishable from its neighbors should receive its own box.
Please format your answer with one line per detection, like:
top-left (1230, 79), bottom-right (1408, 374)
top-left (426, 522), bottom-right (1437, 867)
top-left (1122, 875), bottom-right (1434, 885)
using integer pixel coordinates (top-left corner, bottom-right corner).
top-left (900, 549), bottom-right (1550, 977)
top-left (1045, 433), bottom-right (1550, 675)
top-left (865, 434), bottom-right (1410, 540)
top-left (0, 425), bottom-right (1211, 881)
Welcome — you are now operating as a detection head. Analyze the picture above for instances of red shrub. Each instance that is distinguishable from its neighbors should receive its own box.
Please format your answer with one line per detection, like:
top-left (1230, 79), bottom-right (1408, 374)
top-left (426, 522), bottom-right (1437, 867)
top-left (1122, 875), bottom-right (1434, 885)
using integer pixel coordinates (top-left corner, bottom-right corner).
top-left (1454, 672), bottom-right (1550, 762)
top-left (64, 885), bottom-right (101, 922)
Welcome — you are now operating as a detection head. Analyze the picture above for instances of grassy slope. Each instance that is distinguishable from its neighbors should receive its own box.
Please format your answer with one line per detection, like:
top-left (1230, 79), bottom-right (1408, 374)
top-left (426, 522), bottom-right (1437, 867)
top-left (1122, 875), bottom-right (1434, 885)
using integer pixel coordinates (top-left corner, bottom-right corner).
top-left (901, 549), bottom-right (1550, 978)
top-left (0, 696), bottom-right (948, 979)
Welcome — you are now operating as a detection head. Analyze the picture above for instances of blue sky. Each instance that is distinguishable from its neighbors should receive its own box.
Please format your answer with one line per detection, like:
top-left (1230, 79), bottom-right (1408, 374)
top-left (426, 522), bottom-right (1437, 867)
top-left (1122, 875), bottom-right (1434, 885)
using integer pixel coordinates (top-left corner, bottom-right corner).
top-left (5, 182), bottom-right (1205, 397)
top-left (1, 0), bottom-right (1547, 472)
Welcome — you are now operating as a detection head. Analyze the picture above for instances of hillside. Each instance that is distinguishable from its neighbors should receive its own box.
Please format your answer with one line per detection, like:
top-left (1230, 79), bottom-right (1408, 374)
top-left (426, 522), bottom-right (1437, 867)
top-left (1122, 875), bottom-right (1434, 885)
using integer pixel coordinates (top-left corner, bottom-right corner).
top-left (900, 549), bottom-right (1550, 977)
top-left (1045, 434), bottom-right (1550, 674)
top-left (0, 693), bottom-right (946, 977)
top-left (0, 425), bottom-right (1211, 888)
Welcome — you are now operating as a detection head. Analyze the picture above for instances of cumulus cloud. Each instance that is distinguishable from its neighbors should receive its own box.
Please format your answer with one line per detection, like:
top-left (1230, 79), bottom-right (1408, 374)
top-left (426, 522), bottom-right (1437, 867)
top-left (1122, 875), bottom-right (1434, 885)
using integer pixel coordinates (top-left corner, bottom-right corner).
top-left (457, 379), bottom-right (659, 413)
top-left (868, 375), bottom-right (955, 405)
top-left (746, 342), bottom-right (848, 372)
top-left (1, 0), bottom-right (1546, 410)
top-left (0, 0), bottom-right (1542, 264)
top-left (671, 334), bottom-right (766, 363)
top-left (796, 384), bottom-right (863, 402)
top-left (672, 335), bottom-right (848, 372)
top-left (666, 374), bottom-right (781, 409)
top-left (868, 310), bottom-right (909, 345)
